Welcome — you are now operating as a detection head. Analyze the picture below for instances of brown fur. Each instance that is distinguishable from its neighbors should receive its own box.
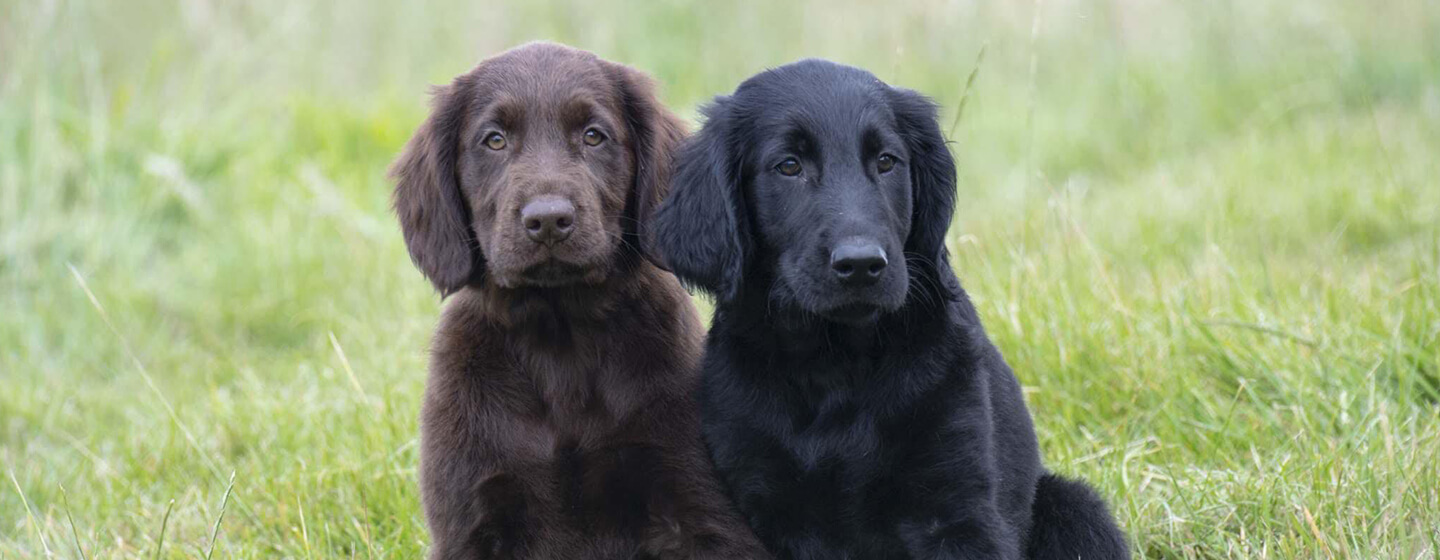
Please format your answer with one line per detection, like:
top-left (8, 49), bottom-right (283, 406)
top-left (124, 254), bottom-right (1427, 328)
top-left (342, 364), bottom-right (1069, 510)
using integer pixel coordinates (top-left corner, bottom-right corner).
top-left (390, 43), bottom-right (767, 559)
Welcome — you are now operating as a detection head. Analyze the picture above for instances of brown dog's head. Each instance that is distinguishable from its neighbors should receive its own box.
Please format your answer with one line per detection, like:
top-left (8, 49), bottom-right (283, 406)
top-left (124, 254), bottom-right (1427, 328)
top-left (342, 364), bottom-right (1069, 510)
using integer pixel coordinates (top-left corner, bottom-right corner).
top-left (391, 43), bottom-right (684, 295)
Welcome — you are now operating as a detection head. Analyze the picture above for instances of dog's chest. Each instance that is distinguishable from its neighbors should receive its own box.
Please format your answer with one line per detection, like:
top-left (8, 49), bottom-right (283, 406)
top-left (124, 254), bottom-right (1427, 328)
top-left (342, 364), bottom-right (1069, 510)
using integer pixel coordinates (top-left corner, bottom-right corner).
top-left (766, 357), bottom-right (896, 467)
top-left (733, 395), bottom-right (915, 556)
top-left (513, 416), bottom-right (679, 538)
top-left (717, 358), bottom-right (922, 521)
top-left (519, 354), bottom-right (649, 431)
top-left (781, 391), bottom-right (882, 472)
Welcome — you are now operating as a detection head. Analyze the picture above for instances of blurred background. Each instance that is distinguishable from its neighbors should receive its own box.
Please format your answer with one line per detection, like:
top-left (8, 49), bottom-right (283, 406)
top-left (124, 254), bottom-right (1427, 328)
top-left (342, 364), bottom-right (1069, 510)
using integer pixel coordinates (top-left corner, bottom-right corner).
top-left (2, 0), bottom-right (1437, 557)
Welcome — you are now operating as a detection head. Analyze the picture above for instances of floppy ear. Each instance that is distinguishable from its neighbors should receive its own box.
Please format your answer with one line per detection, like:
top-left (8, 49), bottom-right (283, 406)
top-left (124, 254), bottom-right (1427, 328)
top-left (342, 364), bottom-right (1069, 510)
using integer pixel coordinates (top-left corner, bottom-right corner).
top-left (888, 87), bottom-right (960, 299)
top-left (648, 99), bottom-right (750, 300)
top-left (390, 78), bottom-right (481, 297)
top-left (603, 61), bottom-right (688, 267)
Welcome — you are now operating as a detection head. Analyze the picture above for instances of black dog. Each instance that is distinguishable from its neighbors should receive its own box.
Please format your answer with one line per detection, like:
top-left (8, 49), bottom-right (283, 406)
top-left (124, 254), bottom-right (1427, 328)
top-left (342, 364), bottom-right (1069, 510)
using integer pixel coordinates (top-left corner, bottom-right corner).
top-left (648, 59), bottom-right (1128, 559)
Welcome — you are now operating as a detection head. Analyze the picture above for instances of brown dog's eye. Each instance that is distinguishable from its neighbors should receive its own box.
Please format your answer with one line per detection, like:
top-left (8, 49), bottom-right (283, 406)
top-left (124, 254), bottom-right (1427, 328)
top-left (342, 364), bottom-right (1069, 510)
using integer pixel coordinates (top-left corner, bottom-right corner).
top-left (776, 158), bottom-right (802, 177)
top-left (484, 132), bottom-right (507, 151)
top-left (583, 128), bottom-right (606, 147)
top-left (877, 154), bottom-right (896, 174)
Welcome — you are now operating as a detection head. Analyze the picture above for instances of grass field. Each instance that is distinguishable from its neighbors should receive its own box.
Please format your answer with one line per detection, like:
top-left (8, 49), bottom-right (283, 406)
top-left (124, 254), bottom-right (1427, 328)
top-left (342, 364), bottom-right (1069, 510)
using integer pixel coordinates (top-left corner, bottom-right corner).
top-left (3, 0), bottom-right (1438, 557)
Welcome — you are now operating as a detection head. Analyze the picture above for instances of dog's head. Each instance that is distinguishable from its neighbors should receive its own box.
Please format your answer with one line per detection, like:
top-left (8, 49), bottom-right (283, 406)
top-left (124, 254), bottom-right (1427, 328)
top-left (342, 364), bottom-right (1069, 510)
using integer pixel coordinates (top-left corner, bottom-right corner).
top-left (651, 59), bottom-right (956, 325)
top-left (392, 42), bottom-right (683, 295)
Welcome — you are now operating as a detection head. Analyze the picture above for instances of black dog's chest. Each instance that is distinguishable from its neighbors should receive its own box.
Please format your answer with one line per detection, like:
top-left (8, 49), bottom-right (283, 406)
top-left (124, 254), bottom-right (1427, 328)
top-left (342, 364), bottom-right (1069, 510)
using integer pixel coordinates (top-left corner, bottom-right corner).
top-left (729, 422), bottom-right (912, 559)
top-left (703, 348), bottom-right (959, 557)
top-left (741, 358), bottom-right (897, 471)
top-left (783, 392), bottom-right (881, 470)
top-left (719, 378), bottom-right (918, 546)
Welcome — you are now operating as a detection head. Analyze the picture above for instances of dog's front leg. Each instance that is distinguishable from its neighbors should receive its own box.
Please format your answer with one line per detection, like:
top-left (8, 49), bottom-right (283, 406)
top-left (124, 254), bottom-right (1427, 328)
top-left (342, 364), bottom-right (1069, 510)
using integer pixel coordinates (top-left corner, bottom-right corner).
top-left (897, 505), bottom-right (1018, 560)
top-left (425, 470), bottom-right (532, 560)
top-left (894, 393), bottom-right (1019, 559)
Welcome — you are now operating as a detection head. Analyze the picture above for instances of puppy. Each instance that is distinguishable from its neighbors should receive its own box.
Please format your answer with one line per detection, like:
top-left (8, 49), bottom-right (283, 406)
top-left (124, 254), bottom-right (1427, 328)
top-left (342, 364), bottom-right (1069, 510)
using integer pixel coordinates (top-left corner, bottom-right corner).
top-left (650, 59), bottom-right (1128, 559)
top-left (391, 43), bottom-right (767, 560)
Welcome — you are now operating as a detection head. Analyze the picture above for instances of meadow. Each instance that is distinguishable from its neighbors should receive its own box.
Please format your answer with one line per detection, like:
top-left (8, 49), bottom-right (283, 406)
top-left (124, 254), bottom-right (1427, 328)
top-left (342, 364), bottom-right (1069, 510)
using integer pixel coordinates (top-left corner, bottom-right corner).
top-left (2, 0), bottom-right (1438, 557)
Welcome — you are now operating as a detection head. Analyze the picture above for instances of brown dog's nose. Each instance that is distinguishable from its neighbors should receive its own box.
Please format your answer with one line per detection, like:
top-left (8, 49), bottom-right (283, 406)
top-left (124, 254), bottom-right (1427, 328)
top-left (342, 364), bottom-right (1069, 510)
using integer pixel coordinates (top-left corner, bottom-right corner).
top-left (521, 196), bottom-right (576, 245)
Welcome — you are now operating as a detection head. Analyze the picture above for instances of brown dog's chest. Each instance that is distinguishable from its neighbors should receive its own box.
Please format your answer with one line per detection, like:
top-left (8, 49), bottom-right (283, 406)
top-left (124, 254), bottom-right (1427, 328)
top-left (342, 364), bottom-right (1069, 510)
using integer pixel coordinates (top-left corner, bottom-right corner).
top-left (489, 375), bottom-right (685, 545)
top-left (519, 347), bottom-right (657, 426)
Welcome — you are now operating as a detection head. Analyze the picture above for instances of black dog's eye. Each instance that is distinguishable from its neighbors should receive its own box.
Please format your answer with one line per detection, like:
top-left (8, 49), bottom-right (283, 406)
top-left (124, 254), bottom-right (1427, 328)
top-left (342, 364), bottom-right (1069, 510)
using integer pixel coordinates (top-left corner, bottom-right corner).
top-left (776, 158), bottom-right (802, 177)
top-left (877, 153), bottom-right (897, 174)
top-left (484, 132), bottom-right (507, 151)
top-left (583, 128), bottom-right (606, 147)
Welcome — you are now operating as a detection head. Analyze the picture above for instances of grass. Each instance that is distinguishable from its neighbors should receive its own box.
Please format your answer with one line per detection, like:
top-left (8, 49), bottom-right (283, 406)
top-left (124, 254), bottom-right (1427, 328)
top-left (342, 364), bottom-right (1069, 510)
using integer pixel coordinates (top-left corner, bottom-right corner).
top-left (2, 0), bottom-right (1438, 557)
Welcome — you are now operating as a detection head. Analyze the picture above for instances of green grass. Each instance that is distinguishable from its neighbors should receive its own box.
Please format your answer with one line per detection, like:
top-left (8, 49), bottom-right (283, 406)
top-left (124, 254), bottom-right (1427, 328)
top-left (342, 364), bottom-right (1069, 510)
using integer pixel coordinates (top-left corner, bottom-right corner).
top-left (3, 0), bottom-right (1438, 557)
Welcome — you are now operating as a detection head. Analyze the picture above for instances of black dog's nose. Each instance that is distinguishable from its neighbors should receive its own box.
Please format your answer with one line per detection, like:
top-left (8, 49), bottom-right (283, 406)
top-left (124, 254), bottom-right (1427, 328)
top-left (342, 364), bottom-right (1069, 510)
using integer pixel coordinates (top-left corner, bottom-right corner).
top-left (830, 243), bottom-right (887, 286)
top-left (521, 196), bottom-right (575, 245)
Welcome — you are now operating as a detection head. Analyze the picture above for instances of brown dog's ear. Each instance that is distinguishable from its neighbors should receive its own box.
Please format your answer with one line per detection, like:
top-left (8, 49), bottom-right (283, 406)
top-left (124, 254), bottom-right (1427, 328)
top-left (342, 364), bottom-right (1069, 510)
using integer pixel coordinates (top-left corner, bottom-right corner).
top-left (390, 78), bottom-right (481, 296)
top-left (604, 61), bottom-right (688, 269)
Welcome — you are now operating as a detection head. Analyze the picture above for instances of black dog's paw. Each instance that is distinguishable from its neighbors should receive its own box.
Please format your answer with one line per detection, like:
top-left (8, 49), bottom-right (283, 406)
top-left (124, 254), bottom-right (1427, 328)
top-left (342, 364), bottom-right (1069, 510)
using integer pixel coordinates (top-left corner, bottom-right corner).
top-left (900, 517), bottom-right (1020, 560)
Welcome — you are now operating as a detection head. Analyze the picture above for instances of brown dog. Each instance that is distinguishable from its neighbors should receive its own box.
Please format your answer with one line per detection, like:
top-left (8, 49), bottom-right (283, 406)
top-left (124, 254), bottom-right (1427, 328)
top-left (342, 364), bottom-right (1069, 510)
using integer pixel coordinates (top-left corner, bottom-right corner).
top-left (390, 43), bottom-right (767, 559)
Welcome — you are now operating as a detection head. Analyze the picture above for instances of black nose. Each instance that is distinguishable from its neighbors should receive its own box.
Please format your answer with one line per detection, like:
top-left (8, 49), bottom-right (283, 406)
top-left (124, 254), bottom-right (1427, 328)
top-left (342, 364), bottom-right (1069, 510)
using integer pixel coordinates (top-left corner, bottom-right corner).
top-left (830, 243), bottom-right (887, 286)
top-left (521, 196), bottom-right (575, 245)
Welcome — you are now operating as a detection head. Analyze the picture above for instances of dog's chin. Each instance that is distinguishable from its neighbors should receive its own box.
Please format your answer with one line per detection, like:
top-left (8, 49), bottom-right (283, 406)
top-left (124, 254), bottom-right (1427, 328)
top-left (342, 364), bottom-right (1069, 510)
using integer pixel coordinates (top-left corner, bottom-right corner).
top-left (815, 302), bottom-right (885, 326)
top-left (779, 275), bottom-right (906, 327)
top-left (495, 260), bottom-right (607, 289)
top-left (803, 291), bottom-right (906, 326)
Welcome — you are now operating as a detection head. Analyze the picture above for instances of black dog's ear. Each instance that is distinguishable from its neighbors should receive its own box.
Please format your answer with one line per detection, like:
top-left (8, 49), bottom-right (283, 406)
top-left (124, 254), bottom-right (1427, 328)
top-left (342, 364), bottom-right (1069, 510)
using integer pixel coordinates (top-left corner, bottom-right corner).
top-left (648, 99), bottom-right (750, 300)
top-left (390, 77), bottom-right (481, 296)
top-left (603, 61), bottom-right (688, 268)
top-left (888, 86), bottom-right (960, 299)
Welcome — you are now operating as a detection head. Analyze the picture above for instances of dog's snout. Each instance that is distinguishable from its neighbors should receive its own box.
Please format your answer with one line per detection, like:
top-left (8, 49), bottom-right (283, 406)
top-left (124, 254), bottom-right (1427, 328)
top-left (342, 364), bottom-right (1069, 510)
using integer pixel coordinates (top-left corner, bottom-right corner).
top-left (830, 242), bottom-right (888, 286)
top-left (521, 196), bottom-right (576, 245)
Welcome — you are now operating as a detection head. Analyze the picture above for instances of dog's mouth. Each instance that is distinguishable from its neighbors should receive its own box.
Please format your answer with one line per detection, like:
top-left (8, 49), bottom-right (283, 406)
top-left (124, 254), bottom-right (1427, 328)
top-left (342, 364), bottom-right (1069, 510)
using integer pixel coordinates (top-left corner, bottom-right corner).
top-left (514, 259), bottom-right (602, 287)
top-left (488, 225), bottom-right (622, 289)
top-left (816, 302), bottom-right (885, 325)
top-left (778, 264), bottom-right (907, 326)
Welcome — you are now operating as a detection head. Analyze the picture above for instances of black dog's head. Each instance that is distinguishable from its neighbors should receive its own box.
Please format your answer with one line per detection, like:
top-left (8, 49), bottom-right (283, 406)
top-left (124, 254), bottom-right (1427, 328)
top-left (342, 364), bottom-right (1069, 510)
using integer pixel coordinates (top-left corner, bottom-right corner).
top-left (391, 42), bottom-right (683, 296)
top-left (650, 60), bottom-right (957, 325)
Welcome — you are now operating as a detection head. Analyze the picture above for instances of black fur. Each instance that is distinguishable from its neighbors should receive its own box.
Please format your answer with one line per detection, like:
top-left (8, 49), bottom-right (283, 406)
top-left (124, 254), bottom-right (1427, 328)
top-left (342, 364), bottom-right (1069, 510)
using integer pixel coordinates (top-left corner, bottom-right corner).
top-left (650, 59), bottom-right (1128, 559)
